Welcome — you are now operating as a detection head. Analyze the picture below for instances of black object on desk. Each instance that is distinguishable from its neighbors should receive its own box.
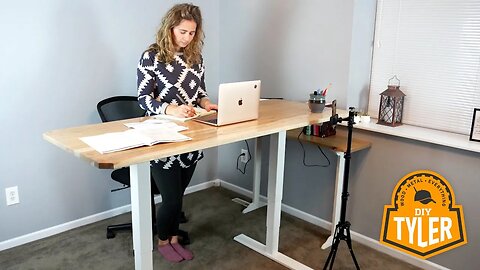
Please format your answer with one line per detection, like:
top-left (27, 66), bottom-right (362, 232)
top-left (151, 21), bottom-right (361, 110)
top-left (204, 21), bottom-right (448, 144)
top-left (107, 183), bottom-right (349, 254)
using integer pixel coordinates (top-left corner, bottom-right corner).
top-left (304, 100), bottom-right (337, 138)
top-left (323, 107), bottom-right (361, 270)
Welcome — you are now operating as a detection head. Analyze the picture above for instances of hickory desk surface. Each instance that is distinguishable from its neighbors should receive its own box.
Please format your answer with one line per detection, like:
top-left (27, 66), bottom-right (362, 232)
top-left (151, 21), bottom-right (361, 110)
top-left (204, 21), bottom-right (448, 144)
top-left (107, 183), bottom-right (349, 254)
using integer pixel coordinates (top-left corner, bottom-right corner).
top-left (43, 99), bottom-right (347, 270)
top-left (44, 100), bottom-right (345, 169)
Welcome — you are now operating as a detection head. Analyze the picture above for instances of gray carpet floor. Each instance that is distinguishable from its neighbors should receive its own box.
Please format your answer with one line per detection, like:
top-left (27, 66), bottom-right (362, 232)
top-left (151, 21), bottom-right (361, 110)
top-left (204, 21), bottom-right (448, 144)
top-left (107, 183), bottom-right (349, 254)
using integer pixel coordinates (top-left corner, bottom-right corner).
top-left (0, 187), bottom-right (420, 270)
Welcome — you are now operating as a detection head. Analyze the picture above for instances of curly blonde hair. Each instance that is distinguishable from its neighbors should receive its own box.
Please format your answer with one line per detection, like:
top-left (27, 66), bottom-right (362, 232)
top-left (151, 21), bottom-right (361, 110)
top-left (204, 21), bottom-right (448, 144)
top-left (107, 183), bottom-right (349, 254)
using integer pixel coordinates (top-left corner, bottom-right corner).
top-left (148, 3), bottom-right (204, 66)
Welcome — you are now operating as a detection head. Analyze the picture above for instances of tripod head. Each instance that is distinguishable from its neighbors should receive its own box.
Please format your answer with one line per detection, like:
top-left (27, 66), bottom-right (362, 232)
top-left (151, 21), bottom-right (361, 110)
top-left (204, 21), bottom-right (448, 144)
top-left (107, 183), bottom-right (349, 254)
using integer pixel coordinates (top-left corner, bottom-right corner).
top-left (330, 107), bottom-right (356, 126)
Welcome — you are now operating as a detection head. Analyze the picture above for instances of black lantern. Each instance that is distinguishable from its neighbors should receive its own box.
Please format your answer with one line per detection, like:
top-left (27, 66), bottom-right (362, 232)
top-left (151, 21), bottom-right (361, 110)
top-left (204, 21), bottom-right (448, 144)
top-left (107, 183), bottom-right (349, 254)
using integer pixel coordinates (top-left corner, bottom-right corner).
top-left (377, 76), bottom-right (406, 127)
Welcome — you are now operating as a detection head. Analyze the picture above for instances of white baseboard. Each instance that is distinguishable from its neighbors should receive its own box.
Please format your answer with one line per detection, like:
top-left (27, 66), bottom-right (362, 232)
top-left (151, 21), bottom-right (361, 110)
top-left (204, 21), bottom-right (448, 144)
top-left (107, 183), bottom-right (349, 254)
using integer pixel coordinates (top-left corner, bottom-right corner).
top-left (0, 178), bottom-right (450, 270)
top-left (349, 231), bottom-right (450, 270)
top-left (0, 179), bottom-right (220, 252)
top-left (0, 204), bottom-right (132, 252)
top-left (217, 179), bottom-right (449, 270)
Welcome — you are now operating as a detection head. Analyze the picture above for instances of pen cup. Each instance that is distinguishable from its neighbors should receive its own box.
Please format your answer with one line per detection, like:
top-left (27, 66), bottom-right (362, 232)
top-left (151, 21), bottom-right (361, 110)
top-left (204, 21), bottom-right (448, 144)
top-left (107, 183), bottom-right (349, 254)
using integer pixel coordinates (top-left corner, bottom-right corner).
top-left (308, 94), bottom-right (326, 113)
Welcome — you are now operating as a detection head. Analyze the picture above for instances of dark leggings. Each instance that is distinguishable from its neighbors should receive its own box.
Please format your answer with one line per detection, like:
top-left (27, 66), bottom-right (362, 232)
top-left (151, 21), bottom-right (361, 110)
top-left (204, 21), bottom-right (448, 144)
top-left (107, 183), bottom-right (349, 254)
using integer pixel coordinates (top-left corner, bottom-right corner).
top-left (151, 163), bottom-right (196, 241)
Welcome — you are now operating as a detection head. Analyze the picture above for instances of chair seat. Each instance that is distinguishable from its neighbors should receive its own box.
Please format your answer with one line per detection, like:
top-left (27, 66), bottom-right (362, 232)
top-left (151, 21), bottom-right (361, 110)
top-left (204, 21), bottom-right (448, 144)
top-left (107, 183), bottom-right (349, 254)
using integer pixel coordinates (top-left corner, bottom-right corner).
top-left (111, 167), bottom-right (160, 194)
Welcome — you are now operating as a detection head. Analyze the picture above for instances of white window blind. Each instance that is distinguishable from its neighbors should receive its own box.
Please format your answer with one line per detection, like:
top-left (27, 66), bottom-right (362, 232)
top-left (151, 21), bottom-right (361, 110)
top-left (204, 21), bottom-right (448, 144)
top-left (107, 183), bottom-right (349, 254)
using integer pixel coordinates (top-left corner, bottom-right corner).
top-left (368, 0), bottom-right (480, 135)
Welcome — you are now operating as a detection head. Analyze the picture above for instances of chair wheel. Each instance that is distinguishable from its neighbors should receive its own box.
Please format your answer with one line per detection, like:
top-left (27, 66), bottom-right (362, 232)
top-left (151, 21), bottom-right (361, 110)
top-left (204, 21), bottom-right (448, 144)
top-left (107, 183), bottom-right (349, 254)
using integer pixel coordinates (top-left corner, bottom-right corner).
top-left (106, 230), bottom-right (116, 239)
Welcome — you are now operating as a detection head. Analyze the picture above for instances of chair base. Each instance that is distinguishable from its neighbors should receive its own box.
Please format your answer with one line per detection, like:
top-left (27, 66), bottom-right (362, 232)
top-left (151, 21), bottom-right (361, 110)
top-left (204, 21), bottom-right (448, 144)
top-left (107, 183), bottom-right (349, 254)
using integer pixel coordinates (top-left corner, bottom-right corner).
top-left (106, 223), bottom-right (134, 239)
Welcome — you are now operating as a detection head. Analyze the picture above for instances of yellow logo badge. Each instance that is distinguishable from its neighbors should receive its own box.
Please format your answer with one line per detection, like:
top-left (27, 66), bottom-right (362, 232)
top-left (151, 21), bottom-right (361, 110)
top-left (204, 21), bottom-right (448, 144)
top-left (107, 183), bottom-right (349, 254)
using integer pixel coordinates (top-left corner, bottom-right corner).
top-left (380, 170), bottom-right (467, 259)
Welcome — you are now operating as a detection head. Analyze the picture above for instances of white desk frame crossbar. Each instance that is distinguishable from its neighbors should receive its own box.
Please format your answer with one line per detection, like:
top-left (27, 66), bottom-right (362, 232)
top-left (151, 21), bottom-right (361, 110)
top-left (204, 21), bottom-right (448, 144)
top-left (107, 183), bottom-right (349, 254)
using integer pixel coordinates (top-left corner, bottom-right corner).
top-left (234, 131), bottom-right (314, 270)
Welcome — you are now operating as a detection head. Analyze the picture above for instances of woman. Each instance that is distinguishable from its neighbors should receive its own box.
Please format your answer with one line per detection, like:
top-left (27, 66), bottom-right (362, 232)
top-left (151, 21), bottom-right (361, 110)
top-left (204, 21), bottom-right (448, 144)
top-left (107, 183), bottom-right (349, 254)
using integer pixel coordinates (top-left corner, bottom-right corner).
top-left (136, 3), bottom-right (217, 263)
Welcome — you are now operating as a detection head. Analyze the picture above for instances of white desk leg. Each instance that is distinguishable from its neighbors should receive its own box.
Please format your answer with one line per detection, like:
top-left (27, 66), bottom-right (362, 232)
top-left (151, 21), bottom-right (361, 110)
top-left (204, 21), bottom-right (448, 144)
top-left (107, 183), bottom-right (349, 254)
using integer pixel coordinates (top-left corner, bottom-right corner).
top-left (234, 131), bottom-right (314, 270)
top-left (321, 152), bottom-right (344, 249)
top-left (242, 137), bottom-right (267, 213)
top-left (130, 163), bottom-right (153, 270)
top-left (265, 131), bottom-right (285, 253)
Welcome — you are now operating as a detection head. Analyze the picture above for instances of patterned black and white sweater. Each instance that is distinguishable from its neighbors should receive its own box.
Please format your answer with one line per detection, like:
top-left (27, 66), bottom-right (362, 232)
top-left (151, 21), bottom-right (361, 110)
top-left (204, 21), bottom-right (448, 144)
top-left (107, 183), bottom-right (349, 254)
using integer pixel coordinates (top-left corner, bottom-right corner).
top-left (137, 50), bottom-right (207, 169)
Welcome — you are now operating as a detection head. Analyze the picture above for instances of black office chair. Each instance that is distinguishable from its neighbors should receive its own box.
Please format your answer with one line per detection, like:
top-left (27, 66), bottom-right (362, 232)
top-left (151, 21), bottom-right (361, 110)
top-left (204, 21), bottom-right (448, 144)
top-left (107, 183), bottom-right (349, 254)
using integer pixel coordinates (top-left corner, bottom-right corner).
top-left (97, 96), bottom-right (189, 243)
top-left (97, 95), bottom-right (147, 123)
top-left (97, 96), bottom-right (159, 239)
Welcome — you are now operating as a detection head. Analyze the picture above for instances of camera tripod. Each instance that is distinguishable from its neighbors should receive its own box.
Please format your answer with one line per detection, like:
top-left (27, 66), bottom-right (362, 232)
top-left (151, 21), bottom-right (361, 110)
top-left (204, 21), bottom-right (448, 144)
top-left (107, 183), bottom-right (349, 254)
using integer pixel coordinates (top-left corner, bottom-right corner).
top-left (323, 107), bottom-right (360, 270)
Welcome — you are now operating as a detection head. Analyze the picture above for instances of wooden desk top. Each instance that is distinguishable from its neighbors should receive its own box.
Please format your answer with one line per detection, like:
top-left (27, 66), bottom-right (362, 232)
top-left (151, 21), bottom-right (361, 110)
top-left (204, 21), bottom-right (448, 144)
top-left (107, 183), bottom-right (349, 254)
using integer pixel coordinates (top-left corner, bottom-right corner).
top-left (287, 127), bottom-right (372, 153)
top-left (43, 100), bottom-right (347, 169)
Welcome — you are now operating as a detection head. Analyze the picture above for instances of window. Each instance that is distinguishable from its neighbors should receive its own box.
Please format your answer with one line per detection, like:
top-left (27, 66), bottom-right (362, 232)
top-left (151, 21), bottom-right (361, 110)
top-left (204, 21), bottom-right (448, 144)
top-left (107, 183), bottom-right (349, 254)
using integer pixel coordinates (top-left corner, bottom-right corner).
top-left (368, 0), bottom-right (480, 135)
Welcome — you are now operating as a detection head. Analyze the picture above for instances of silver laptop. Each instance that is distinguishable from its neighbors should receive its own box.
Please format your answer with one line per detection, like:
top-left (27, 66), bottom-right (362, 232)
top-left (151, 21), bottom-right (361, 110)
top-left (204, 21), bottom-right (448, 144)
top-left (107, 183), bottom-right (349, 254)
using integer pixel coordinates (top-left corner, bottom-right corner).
top-left (194, 80), bottom-right (261, 126)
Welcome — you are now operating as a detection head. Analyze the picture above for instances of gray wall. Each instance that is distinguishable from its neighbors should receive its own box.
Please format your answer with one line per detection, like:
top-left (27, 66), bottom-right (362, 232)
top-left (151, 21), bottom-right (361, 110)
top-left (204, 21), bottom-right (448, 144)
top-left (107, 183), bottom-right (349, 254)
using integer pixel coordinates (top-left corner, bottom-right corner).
top-left (347, 0), bottom-right (377, 111)
top-left (217, 1), bottom-right (479, 270)
top-left (219, 0), bottom-right (354, 107)
top-left (0, 0), bottom-right (220, 243)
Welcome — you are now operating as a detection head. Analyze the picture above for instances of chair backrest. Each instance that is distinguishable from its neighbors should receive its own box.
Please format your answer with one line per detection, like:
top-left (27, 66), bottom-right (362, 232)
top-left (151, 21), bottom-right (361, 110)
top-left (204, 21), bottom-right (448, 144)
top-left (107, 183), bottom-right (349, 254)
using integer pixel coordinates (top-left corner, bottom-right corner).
top-left (97, 96), bottom-right (146, 123)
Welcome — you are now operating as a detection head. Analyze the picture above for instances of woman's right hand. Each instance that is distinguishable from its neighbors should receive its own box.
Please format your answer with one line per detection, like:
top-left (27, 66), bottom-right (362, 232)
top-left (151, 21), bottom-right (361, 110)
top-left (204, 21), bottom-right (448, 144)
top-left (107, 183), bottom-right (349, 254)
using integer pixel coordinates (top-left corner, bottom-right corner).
top-left (166, 104), bottom-right (196, 118)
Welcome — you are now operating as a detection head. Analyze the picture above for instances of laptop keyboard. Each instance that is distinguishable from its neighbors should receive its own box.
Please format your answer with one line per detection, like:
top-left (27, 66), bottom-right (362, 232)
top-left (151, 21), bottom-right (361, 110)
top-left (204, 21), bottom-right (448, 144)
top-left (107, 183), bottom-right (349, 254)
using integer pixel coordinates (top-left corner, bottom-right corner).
top-left (205, 118), bottom-right (217, 124)
top-left (195, 113), bottom-right (218, 125)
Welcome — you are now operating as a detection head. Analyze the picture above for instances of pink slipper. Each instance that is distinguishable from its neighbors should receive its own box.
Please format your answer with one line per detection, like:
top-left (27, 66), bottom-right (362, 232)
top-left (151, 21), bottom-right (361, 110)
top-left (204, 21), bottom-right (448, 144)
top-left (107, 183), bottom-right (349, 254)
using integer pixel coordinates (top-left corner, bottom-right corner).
top-left (171, 243), bottom-right (194, 260)
top-left (157, 244), bottom-right (183, 263)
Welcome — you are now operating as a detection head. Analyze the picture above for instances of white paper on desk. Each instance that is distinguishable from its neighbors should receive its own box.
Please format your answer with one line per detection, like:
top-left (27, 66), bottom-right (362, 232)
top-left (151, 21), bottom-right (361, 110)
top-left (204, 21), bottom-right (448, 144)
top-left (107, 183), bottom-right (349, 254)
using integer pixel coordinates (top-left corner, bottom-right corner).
top-left (80, 128), bottom-right (191, 154)
top-left (124, 120), bottom-right (188, 132)
top-left (80, 130), bottom-right (148, 154)
top-left (137, 127), bottom-right (191, 144)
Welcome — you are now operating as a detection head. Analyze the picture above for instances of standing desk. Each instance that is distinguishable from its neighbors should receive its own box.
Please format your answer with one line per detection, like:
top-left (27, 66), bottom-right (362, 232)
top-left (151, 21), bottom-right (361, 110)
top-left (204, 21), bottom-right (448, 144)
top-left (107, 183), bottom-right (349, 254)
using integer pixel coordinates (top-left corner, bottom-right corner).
top-left (43, 99), bottom-right (346, 270)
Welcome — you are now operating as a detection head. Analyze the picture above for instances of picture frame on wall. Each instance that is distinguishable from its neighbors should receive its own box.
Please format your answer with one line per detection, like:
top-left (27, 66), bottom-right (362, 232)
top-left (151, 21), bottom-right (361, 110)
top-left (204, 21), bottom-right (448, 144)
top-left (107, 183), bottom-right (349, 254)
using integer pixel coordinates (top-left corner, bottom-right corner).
top-left (470, 108), bottom-right (480, 142)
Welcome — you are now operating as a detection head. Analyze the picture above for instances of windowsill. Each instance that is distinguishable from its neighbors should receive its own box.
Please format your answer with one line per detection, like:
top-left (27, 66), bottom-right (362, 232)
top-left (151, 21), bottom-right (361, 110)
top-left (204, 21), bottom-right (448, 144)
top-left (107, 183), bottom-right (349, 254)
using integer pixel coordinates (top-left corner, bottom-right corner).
top-left (342, 119), bottom-right (480, 154)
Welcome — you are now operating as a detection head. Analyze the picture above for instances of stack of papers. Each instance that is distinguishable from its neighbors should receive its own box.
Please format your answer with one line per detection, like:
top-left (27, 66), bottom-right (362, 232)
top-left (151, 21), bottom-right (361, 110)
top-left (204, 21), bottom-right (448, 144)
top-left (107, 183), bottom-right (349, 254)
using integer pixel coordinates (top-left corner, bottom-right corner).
top-left (80, 120), bottom-right (191, 154)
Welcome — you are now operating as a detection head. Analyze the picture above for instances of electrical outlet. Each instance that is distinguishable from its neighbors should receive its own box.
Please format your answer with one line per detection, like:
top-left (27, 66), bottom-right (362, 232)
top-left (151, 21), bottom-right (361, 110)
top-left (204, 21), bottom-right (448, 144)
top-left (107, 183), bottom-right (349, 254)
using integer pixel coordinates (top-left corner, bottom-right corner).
top-left (240, 149), bottom-right (249, 163)
top-left (5, 186), bottom-right (20, 206)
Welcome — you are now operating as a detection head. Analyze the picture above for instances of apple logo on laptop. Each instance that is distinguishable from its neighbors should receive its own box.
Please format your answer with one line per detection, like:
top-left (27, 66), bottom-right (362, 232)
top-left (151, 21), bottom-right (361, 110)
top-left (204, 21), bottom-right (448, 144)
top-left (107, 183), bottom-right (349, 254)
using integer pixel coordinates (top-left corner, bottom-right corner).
top-left (238, 98), bottom-right (243, 106)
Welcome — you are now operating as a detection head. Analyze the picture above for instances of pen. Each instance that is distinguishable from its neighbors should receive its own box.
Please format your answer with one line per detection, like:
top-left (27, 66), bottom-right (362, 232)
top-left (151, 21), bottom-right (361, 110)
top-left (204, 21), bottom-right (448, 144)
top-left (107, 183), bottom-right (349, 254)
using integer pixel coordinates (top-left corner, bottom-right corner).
top-left (176, 94), bottom-right (187, 105)
top-left (321, 83), bottom-right (332, 96)
top-left (176, 94), bottom-right (196, 116)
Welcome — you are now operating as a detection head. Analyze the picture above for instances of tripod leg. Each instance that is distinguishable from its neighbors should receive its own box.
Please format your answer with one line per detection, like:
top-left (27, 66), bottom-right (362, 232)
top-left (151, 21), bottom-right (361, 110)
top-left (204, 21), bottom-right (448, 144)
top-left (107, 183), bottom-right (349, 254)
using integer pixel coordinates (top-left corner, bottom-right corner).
top-left (345, 225), bottom-right (360, 270)
top-left (323, 226), bottom-right (341, 270)
top-left (323, 238), bottom-right (340, 270)
top-left (328, 238), bottom-right (340, 270)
